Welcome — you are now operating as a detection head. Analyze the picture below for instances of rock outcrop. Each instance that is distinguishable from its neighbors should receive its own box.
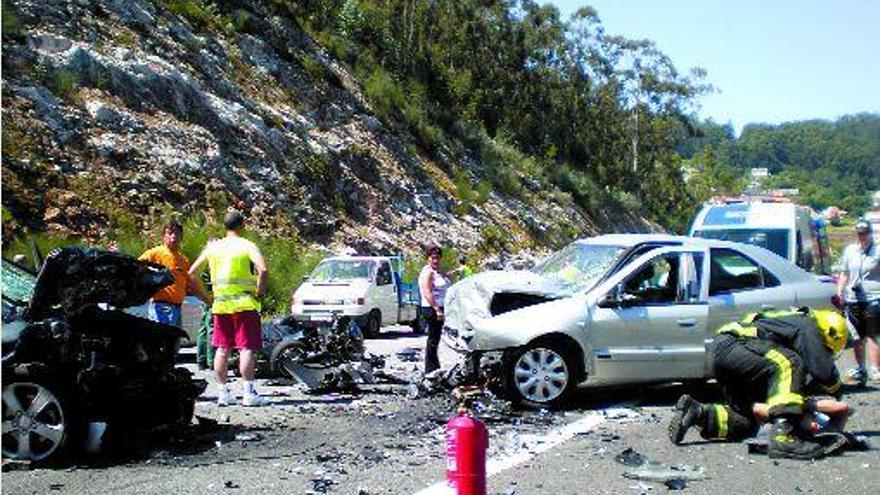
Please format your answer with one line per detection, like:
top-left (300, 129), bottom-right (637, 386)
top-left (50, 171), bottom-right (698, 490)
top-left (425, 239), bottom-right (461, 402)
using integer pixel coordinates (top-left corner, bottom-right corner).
top-left (1, 0), bottom-right (654, 255)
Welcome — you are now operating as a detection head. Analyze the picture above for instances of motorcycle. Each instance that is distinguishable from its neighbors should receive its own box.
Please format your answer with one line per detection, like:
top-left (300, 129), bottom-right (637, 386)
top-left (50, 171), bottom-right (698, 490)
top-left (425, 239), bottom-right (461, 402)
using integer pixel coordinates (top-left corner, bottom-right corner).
top-left (1, 248), bottom-right (206, 463)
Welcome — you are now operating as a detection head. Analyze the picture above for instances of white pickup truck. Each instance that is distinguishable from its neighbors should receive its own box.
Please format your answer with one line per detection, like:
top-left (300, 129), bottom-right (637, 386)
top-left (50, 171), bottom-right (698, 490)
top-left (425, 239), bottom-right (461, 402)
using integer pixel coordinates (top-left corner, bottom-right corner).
top-left (289, 256), bottom-right (420, 337)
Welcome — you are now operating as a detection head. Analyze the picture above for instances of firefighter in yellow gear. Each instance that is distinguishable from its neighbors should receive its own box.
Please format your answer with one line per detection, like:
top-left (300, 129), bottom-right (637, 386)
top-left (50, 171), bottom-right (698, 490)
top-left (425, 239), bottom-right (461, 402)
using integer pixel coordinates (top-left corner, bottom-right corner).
top-left (668, 308), bottom-right (848, 460)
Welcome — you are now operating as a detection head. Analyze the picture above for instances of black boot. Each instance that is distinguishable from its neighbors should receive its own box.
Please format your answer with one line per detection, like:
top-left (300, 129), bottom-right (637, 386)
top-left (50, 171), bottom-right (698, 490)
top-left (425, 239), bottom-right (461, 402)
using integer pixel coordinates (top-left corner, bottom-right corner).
top-left (668, 395), bottom-right (704, 445)
top-left (768, 418), bottom-right (825, 460)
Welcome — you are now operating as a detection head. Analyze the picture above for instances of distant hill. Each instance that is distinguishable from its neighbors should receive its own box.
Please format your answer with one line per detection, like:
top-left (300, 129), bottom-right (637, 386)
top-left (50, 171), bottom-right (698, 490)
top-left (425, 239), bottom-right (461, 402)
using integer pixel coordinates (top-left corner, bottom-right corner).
top-left (678, 114), bottom-right (880, 213)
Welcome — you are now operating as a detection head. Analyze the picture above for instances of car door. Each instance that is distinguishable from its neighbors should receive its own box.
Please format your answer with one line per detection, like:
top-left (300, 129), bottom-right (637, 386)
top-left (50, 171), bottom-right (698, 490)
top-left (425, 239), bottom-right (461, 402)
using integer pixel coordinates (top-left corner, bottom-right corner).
top-left (706, 247), bottom-right (794, 333)
top-left (374, 260), bottom-right (397, 325)
top-left (588, 246), bottom-right (710, 385)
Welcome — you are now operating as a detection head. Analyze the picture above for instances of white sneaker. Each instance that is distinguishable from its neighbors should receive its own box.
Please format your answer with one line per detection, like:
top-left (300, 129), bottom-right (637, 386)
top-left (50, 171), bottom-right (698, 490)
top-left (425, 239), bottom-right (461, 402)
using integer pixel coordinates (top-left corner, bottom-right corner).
top-left (218, 388), bottom-right (237, 406)
top-left (869, 366), bottom-right (880, 382)
top-left (242, 392), bottom-right (269, 407)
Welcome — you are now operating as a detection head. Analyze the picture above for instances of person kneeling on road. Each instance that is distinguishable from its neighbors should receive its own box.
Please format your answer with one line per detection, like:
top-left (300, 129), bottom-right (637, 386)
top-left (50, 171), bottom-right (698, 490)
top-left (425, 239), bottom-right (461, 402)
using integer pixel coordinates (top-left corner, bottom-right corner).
top-left (668, 308), bottom-right (848, 460)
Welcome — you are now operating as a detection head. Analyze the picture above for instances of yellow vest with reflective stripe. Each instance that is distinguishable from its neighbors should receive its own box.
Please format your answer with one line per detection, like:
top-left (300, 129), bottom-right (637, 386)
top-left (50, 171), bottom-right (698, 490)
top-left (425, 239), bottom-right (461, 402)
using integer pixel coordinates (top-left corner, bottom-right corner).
top-left (207, 238), bottom-right (260, 314)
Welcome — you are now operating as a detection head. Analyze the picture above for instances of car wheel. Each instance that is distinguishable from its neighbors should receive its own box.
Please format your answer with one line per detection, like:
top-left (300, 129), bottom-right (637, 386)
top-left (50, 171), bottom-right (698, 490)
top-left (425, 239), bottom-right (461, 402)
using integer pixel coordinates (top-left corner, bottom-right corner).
top-left (362, 311), bottom-right (381, 339)
top-left (270, 340), bottom-right (307, 379)
top-left (1, 382), bottom-right (68, 462)
top-left (507, 343), bottom-right (576, 408)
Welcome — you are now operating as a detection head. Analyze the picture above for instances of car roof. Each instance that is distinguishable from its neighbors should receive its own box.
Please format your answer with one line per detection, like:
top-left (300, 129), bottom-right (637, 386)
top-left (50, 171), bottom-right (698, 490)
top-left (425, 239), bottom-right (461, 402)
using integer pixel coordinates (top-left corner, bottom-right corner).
top-left (574, 234), bottom-right (813, 282)
top-left (693, 202), bottom-right (799, 230)
top-left (321, 256), bottom-right (388, 262)
top-left (576, 233), bottom-right (701, 247)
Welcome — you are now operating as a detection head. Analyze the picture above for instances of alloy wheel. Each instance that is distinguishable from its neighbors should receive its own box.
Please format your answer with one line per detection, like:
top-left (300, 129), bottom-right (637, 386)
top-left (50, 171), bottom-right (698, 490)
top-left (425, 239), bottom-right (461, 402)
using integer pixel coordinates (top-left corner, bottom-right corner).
top-left (2, 382), bottom-right (66, 461)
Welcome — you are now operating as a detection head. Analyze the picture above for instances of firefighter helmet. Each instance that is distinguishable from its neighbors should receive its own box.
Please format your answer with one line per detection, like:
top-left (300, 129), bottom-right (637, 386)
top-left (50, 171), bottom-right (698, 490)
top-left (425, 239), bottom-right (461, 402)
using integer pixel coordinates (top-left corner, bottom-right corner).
top-left (814, 310), bottom-right (848, 355)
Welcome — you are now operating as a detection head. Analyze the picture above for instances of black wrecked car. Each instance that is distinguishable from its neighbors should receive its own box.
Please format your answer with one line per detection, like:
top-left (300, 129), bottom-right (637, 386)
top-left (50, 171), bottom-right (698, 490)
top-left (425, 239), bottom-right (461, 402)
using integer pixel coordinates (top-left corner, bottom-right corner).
top-left (1, 248), bottom-right (206, 463)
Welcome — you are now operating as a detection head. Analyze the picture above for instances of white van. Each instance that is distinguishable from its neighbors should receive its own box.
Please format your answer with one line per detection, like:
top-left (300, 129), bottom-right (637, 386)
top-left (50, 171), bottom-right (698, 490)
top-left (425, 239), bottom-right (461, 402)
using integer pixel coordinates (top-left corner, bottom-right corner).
top-left (689, 197), bottom-right (826, 273)
top-left (289, 256), bottom-right (419, 337)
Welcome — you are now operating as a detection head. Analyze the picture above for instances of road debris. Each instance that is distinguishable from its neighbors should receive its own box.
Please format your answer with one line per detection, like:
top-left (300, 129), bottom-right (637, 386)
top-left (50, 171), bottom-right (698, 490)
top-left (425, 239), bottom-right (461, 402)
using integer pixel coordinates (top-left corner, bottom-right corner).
top-left (617, 448), bottom-right (704, 488)
top-left (269, 314), bottom-right (381, 392)
top-left (614, 447), bottom-right (647, 467)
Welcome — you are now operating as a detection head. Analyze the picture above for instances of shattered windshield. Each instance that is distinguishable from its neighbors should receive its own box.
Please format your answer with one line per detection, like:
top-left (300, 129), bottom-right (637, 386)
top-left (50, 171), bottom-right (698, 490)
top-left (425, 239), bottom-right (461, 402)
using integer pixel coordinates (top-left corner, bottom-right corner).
top-left (532, 243), bottom-right (627, 295)
top-left (2, 260), bottom-right (36, 324)
top-left (1, 259), bottom-right (36, 304)
top-left (309, 260), bottom-right (375, 282)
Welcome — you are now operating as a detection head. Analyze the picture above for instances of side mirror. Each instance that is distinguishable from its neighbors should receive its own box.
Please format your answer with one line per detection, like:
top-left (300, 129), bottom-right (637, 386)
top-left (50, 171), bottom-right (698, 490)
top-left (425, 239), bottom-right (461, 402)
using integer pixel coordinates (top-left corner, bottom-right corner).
top-left (302, 275), bottom-right (310, 281)
top-left (598, 285), bottom-right (624, 308)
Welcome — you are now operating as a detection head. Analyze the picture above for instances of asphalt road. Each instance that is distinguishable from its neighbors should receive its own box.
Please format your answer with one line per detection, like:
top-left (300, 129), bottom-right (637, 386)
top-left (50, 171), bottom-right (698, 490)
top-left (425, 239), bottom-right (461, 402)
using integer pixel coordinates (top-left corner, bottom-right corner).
top-left (3, 327), bottom-right (878, 495)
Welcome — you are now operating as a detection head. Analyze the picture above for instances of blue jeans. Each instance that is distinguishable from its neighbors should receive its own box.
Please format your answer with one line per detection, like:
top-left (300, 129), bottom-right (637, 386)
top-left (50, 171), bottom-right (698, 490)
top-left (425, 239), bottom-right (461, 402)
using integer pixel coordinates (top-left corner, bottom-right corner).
top-left (148, 302), bottom-right (182, 327)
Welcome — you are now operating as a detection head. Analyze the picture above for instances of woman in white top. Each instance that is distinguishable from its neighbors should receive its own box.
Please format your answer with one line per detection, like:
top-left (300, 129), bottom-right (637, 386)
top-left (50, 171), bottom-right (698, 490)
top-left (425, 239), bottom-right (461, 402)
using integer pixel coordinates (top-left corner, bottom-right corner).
top-left (418, 245), bottom-right (451, 373)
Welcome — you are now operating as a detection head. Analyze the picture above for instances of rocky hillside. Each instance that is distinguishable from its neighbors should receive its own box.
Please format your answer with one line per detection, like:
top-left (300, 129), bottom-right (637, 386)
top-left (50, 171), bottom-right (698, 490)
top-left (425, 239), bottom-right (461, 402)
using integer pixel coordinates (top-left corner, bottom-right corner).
top-left (1, 0), bottom-right (653, 256)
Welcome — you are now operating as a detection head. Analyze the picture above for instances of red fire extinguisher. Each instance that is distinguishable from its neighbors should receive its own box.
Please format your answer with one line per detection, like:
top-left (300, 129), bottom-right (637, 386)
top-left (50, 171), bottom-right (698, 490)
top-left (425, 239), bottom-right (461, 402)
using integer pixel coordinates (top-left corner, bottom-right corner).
top-left (446, 404), bottom-right (488, 495)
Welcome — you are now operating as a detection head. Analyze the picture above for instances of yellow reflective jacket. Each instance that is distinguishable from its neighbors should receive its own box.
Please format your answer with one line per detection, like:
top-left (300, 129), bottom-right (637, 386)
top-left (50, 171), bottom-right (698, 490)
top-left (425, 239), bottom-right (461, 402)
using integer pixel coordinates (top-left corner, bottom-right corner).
top-left (207, 237), bottom-right (260, 314)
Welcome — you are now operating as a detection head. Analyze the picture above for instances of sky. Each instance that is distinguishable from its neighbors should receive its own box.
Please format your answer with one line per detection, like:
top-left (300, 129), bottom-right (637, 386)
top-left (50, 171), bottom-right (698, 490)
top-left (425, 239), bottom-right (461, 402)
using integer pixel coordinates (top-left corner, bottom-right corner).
top-left (551, 0), bottom-right (880, 134)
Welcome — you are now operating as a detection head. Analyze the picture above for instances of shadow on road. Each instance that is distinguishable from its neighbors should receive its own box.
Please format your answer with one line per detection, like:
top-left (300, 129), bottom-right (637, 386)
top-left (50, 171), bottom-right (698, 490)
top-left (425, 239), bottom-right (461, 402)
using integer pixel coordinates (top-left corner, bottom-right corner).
top-left (370, 328), bottom-right (421, 340)
top-left (563, 381), bottom-right (725, 412)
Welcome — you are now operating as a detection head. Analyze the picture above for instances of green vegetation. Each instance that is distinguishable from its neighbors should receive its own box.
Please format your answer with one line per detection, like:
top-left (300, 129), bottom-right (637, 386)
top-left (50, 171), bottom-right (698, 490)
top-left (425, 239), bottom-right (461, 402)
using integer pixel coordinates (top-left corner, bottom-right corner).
top-left (678, 114), bottom-right (880, 215)
top-left (2, 211), bottom-right (324, 317)
top-left (2, 0), bottom-right (23, 40)
top-left (45, 70), bottom-right (80, 102)
top-left (288, 1), bottom-right (710, 231)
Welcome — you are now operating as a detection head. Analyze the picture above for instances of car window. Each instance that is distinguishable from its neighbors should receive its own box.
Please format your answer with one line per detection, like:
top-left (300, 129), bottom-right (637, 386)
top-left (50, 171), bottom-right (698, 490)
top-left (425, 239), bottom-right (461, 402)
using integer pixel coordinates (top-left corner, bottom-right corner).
top-left (622, 254), bottom-right (680, 305)
top-left (709, 248), bottom-right (780, 295)
top-left (2, 259), bottom-right (36, 304)
top-left (376, 262), bottom-right (392, 286)
top-left (310, 260), bottom-right (375, 281)
top-left (695, 228), bottom-right (789, 261)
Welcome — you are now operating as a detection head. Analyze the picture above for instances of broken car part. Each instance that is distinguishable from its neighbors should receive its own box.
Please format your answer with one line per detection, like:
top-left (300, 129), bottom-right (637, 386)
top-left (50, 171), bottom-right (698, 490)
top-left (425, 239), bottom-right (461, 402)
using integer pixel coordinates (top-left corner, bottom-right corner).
top-left (2, 249), bottom-right (206, 463)
top-left (269, 313), bottom-right (376, 391)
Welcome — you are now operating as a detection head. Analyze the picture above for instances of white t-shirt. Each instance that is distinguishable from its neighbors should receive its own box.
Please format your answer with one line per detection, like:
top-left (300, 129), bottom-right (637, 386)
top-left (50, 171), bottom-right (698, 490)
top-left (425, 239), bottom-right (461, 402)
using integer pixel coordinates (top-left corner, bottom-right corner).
top-left (419, 265), bottom-right (451, 308)
top-left (839, 241), bottom-right (880, 302)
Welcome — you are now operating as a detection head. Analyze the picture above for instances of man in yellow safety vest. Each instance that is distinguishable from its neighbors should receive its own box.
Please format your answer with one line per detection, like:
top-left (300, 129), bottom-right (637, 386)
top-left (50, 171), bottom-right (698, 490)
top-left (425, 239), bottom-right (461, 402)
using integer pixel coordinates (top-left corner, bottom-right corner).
top-left (190, 210), bottom-right (269, 407)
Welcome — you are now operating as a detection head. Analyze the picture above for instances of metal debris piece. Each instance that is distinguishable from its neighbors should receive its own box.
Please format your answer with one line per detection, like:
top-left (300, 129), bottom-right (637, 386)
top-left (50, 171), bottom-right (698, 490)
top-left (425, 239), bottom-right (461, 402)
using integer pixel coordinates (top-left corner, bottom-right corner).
top-left (396, 348), bottom-right (421, 362)
top-left (615, 448), bottom-right (647, 467)
top-left (234, 433), bottom-right (263, 442)
top-left (224, 481), bottom-right (240, 489)
top-left (311, 475), bottom-right (336, 493)
top-left (665, 478), bottom-right (687, 490)
top-left (623, 462), bottom-right (704, 483)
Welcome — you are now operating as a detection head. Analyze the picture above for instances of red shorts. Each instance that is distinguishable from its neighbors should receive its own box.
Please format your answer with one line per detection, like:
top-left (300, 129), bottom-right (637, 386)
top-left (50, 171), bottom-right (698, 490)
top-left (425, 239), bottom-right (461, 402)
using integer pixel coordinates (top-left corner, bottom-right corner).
top-left (212, 311), bottom-right (262, 350)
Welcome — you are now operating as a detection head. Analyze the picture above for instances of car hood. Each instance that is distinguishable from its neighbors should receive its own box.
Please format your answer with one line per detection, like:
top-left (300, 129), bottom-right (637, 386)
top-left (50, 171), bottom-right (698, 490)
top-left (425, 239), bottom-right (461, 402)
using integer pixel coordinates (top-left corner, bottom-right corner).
top-left (295, 279), bottom-right (370, 301)
top-left (444, 270), bottom-right (564, 344)
top-left (26, 247), bottom-right (173, 320)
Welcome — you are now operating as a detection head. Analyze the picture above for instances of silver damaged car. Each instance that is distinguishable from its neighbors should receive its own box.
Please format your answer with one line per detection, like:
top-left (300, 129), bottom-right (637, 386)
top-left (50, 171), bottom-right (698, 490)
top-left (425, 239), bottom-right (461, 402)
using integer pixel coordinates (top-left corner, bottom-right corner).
top-left (442, 234), bottom-right (837, 406)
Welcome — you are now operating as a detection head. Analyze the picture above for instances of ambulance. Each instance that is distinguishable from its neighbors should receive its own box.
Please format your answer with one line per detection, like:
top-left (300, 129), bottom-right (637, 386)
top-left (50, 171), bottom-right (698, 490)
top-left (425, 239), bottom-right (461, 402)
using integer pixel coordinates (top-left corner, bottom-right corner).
top-left (689, 196), bottom-right (827, 273)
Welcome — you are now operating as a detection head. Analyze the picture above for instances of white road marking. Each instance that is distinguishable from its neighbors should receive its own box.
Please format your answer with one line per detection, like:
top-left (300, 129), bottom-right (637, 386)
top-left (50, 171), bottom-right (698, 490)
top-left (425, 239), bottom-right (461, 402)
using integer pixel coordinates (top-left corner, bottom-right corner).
top-left (413, 412), bottom-right (606, 495)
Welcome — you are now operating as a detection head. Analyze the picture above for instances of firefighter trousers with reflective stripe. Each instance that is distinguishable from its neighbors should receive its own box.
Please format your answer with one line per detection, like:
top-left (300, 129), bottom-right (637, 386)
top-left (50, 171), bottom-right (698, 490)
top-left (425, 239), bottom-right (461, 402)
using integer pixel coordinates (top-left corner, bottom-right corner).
top-left (709, 333), bottom-right (806, 438)
top-left (701, 403), bottom-right (757, 440)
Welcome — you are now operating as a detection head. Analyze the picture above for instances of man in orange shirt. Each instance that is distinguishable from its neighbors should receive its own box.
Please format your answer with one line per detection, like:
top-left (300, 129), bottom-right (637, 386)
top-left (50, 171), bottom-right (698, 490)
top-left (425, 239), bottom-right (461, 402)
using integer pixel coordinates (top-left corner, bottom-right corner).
top-left (139, 220), bottom-right (210, 327)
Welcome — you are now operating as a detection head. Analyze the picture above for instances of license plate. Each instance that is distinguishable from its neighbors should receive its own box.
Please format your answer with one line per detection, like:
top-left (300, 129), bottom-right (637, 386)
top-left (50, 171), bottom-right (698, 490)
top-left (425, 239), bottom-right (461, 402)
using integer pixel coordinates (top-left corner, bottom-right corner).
top-left (310, 315), bottom-right (333, 322)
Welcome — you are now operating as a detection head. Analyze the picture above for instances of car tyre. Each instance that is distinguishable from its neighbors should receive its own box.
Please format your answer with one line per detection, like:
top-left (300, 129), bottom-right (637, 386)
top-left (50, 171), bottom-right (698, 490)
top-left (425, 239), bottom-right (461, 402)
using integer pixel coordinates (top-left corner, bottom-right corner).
top-left (361, 310), bottom-right (381, 339)
top-left (1, 381), bottom-right (71, 463)
top-left (505, 342), bottom-right (578, 409)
